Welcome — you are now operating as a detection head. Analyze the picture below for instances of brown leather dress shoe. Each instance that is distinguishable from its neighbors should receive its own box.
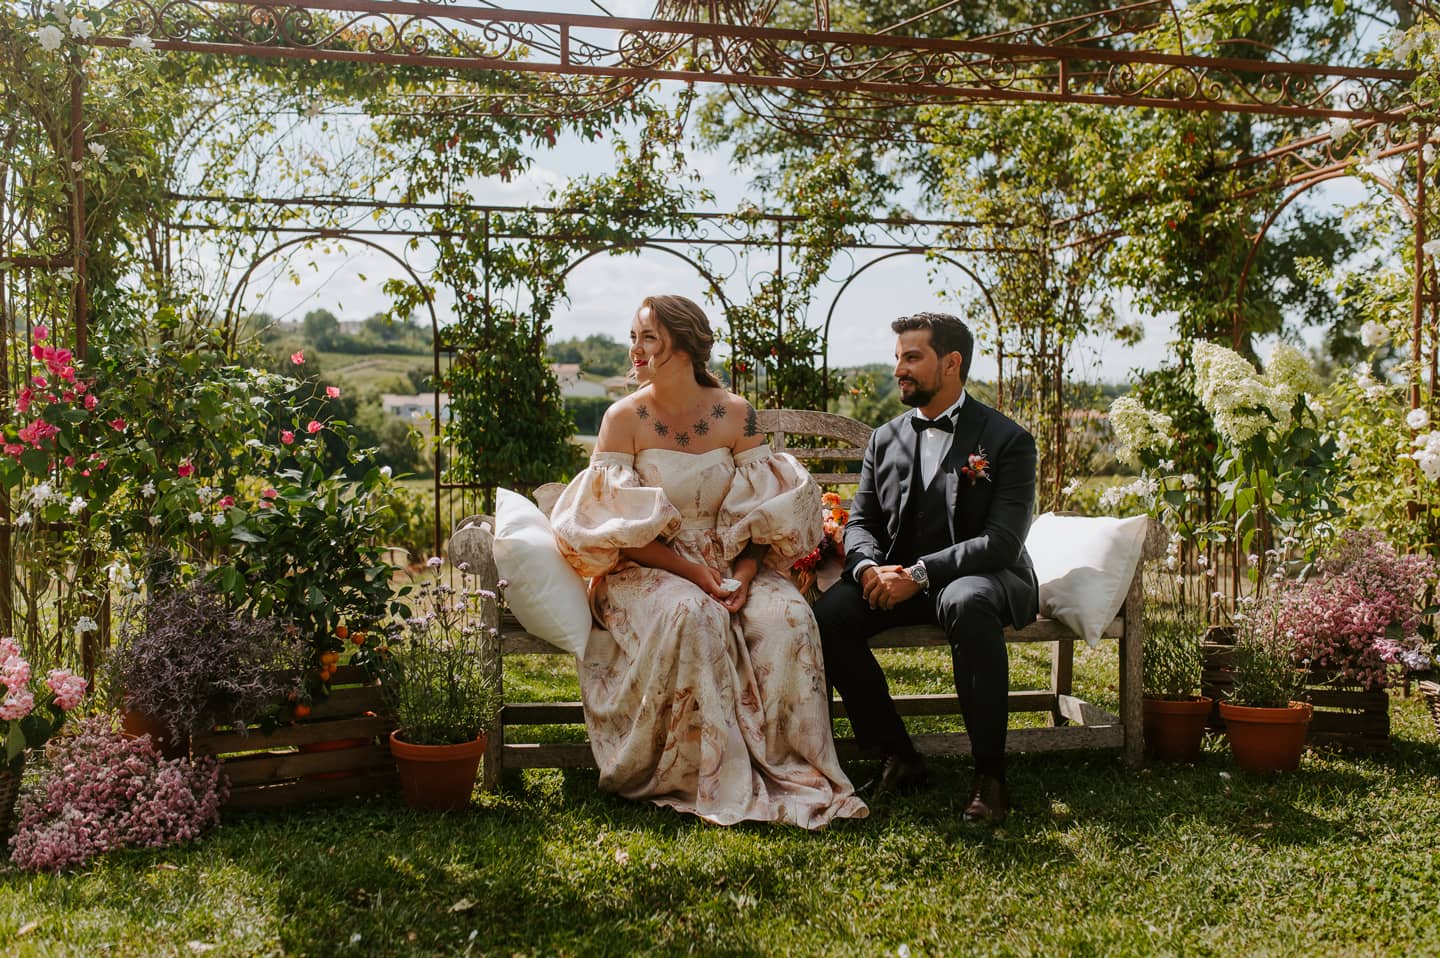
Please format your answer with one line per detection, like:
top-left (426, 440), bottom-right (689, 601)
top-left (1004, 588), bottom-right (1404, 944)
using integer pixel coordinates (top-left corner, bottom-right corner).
top-left (858, 753), bottom-right (930, 797)
top-left (962, 774), bottom-right (1009, 826)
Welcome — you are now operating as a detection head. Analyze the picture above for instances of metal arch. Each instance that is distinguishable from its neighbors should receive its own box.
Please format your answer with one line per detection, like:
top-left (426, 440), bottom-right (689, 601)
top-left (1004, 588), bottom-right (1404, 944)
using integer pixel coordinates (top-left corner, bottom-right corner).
top-left (1229, 165), bottom-right (1411, 349)
top-left (223, 231), bottom-right (444, 353)
top-left (818, 248), bottom-right (1002, 389)
top-left (550, 241), bottom-right (735, 313)
top-left (220, 231), bottom-right (446, 551)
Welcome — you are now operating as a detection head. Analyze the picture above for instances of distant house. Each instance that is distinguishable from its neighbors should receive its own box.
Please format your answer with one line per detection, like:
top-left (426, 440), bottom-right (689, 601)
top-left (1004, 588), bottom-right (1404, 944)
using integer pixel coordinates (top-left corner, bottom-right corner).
top-left (379, 366), bottom-right (614, 425)
top-left (381, 392), bottom-right (451, 422)
top-left (551, 363), bottom-right (608, 399)
top-left (602, 375), bottom-right (633, 398)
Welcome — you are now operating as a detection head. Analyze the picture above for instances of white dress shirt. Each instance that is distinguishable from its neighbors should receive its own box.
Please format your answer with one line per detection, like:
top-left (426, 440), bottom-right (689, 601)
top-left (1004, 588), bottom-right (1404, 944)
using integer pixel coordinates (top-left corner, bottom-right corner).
top-left (914, 391), bottom-right (967, 488)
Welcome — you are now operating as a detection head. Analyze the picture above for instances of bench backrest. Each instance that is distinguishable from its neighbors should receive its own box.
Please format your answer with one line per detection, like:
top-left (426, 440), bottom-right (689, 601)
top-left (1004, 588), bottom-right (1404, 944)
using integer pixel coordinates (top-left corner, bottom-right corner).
top-left (752, 409), bottom-right (870, 490)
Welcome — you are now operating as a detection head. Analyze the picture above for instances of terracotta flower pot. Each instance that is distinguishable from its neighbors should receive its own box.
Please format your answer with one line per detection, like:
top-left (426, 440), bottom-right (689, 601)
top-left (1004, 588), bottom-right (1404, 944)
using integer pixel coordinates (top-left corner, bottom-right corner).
top-left (388, 730), bottom-right (487, 811)
top-left (1142, 695), bottom-right (1214, 764)
top-left (120, 709), bottom-right (190, 760)
top-left (1219, 700), bottom-right (1313, 773)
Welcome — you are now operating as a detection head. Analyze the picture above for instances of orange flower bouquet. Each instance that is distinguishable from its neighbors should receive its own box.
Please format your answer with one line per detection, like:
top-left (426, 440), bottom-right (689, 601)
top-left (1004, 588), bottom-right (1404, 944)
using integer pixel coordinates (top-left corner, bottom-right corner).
top-left (792, 493), bottom-right (849, 601)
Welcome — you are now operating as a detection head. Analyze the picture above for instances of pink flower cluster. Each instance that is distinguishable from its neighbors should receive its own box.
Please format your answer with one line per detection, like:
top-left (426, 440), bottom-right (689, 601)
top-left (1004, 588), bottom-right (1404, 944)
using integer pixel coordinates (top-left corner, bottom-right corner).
top-left (0, 637), bottom-right (88, 721)
top-left (5, 326), bottom-right (98, 465)
top-left (9, 718), bottom-right (225, 873)
top-left (1283, 530), bottom-right (1437, 690)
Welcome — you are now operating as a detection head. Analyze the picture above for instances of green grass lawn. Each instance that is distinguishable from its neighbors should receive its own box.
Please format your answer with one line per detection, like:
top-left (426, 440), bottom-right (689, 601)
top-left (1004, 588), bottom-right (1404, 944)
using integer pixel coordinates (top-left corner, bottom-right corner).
top-left (4, 646), bottom-right (1439, 957)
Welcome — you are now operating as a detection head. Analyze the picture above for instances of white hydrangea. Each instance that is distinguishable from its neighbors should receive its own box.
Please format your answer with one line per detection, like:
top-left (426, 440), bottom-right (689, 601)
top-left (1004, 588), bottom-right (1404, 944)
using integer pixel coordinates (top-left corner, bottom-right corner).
top-left (1407, 407), bottom-right (1431, 430)
top-left (1107, 396), bottom-right (1173, 465)
top-left (1259, 344), bottom-right (1319, 428)
top-left (1192, 341), bottom-right (1275, 444)
top-left (37, 24), bottom-right (63, 51)
top-left (1360, 320), bottom-right (1389, 348)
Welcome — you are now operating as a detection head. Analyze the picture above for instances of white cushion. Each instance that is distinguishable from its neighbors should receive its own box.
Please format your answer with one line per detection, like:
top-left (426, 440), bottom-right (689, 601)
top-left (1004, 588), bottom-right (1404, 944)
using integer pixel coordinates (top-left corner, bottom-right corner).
top-left (491, 488), bottom-right (592, 658)
top-left (1026, 512), bottom-right (1148, 647)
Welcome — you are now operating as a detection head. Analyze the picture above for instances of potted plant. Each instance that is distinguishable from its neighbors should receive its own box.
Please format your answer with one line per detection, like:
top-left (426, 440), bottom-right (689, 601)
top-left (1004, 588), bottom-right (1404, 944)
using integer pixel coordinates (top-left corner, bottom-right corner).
top-left (0, 636), bottom-right (88, 838)
top-left (1218, 587), bottom-right (1311, 773)
top-left (107, 583), bottom-right (307, 757)
top-left (1141, 553), bottom-right (1212, 763)
top-left (372, 568), bottom-right (500, 811)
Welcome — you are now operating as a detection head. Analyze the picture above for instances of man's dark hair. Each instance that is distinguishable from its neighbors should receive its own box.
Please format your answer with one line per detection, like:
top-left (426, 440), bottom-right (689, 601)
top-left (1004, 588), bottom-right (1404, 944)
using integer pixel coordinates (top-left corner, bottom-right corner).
top-left (891, 312), bottom-right (974, 383)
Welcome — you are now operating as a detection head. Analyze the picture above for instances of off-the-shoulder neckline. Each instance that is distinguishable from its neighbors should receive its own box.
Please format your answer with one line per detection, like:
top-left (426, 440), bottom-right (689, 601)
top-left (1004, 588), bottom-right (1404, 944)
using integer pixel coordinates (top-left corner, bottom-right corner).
top-left (591, 443), bottom-right (772, 465)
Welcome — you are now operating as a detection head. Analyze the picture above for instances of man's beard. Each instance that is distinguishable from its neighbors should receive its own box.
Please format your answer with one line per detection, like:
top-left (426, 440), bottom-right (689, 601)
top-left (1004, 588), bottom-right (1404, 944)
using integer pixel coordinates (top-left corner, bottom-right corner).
top-left (898, 377), bottom-right (936, 407)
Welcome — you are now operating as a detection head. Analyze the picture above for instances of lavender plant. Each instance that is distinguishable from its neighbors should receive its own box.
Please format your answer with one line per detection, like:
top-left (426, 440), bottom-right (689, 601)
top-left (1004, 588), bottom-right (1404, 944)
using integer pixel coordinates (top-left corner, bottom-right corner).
top-left (373, 566), bottom-right (500, 747)
top-left (108, 583), bottom-right (307, 738)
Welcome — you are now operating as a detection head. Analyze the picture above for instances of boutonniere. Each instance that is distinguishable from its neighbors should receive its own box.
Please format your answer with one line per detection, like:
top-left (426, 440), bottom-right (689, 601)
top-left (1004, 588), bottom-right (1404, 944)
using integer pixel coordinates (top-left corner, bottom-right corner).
top-left (960, 447), bottom-right (992, 485)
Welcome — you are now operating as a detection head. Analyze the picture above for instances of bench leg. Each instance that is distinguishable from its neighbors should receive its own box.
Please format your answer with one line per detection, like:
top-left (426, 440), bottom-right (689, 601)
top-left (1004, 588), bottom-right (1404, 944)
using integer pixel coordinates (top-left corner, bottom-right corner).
top-left (1050, 639), bottom-right (1074, 726)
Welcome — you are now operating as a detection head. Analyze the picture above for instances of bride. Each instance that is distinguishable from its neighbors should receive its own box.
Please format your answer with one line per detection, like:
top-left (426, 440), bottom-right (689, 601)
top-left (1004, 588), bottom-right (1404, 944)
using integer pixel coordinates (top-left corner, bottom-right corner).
top-left (549, 294), bottom-right (866, 828)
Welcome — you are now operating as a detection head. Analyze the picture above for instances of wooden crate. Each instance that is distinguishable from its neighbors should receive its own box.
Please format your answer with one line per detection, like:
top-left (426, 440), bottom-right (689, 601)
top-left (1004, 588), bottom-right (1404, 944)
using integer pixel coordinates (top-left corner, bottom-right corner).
top-left (1202, 644), bottom-right (1390, 751)
top-left (191, 665), bottom-right (398, 809)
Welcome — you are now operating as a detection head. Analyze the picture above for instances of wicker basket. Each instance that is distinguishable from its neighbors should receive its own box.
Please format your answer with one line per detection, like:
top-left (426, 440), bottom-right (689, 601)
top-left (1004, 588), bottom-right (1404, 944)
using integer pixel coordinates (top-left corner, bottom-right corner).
top-left (0, 754), bottom-right (25, 841)
top-left (1421, 681), bottom-right (1440, 738)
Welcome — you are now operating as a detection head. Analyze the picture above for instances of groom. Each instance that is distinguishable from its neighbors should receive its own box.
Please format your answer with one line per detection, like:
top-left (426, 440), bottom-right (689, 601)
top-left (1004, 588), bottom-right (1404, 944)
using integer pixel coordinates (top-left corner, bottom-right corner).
top-left (815, 312), bottom-right (1038, 825)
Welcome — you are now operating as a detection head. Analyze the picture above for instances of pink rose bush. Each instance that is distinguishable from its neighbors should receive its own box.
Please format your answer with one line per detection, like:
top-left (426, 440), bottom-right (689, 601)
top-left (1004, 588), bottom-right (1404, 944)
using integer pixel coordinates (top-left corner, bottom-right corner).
top-left (0, 636), bottom-right (88, 755)
top-left (9, 718), bottom-right (225, 872)
top-left (1282, 530), bottom-right (1437, 690)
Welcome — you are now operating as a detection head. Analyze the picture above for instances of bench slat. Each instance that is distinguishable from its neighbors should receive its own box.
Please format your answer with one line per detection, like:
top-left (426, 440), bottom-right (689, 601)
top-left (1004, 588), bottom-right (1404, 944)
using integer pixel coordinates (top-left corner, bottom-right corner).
top-left (503, 689), bottom-right (1073, 726)
top-left (498, 615), bottom-right (1124, 656)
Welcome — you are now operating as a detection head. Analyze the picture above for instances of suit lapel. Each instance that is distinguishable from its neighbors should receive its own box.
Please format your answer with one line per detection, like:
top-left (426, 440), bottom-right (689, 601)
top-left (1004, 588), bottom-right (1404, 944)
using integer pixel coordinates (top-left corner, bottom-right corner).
top-left (946, 398), bottom-right (987, 528)
top-left (894, 414), bottom-right (918, 520)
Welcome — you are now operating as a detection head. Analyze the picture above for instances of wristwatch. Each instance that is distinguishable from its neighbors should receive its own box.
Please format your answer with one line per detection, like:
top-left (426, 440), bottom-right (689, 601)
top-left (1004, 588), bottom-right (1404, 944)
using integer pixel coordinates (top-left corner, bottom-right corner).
top-left (905, 561), bottom-right (929, 591)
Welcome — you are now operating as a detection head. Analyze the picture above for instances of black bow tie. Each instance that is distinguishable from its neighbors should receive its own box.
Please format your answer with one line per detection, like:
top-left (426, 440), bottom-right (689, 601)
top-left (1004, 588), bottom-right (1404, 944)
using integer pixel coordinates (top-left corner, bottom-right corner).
top-left (910, 414), bottom-right (954, 434)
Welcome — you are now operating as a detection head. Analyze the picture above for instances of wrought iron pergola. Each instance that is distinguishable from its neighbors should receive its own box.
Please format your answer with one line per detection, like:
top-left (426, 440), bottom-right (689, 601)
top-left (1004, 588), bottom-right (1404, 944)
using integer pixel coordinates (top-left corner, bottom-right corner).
top-left (84, 0), bottom-right (1415, 122)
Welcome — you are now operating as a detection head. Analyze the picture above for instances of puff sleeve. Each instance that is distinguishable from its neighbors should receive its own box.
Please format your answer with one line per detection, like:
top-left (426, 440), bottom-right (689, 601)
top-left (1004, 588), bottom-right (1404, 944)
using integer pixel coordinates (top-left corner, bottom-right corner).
top-left (718, 444), bottom-right (822, 568)
top-left (550, 452), bottom-right (683, 577)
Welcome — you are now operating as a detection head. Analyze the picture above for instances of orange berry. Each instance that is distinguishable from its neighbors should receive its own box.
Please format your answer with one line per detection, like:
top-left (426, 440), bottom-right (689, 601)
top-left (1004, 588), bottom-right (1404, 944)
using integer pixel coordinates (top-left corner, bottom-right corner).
top-left (320, 651), bottom-right (339, 667)
top-left (293, 703), bottom-right (312, 719)
top-left (351, 634), bottom-right (365, 646)
top-left (334, 625), bottom-right (349, 640)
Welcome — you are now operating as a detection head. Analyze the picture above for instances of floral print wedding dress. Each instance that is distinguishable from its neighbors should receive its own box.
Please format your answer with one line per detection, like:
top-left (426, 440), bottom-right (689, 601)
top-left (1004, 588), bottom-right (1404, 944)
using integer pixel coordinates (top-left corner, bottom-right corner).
top-left (550, 444), bottom-right (867, 829)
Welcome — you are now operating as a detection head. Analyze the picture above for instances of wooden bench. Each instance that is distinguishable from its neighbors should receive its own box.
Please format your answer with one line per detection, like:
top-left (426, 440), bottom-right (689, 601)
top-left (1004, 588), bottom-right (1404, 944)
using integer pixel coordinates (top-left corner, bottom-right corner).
top-left (462, 409), bottom-right (1145, 791)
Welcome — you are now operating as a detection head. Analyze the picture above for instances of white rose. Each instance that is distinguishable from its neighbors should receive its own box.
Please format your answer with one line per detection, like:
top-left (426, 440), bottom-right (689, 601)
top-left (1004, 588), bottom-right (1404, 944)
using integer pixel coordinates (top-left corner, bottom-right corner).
top-left (1360, 320), bottom-right (1389, 348)
top-left (69, 15), bottom-right (92, 39)
top-left (37, 24), bottom-right (64, 51)
top-left (1424, 239), bottom-right (1440, 258)
top-left (1328, 118), bottom-right (1353, 142)
top-left (87, 141), bottom-right (106, 159)
top-left (1406, 408), bottom-right (1431, 430)
top-left (128, 34), bottom-right (154, 52)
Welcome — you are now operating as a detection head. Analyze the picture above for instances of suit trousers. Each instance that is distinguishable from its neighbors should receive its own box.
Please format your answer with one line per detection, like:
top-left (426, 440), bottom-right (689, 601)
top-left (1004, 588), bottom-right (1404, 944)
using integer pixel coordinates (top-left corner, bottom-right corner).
top-left (815, 573), bottom-right (1012, 764)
